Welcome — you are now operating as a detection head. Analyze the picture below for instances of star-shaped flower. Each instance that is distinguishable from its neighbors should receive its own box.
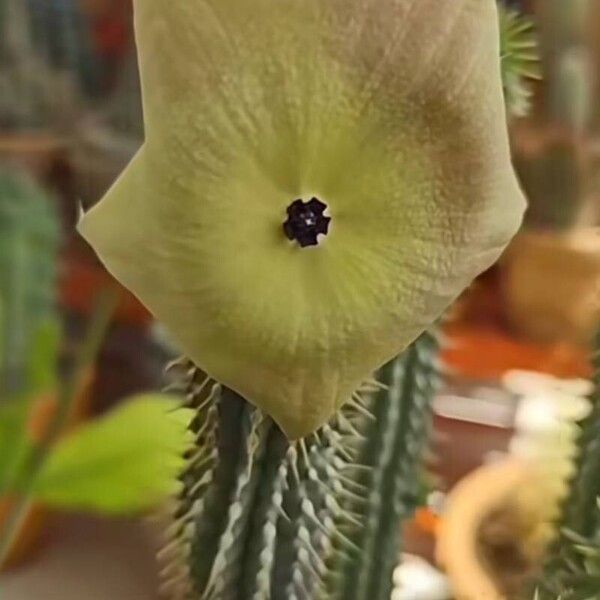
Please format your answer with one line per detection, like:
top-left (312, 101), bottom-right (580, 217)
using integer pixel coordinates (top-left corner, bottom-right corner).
top-left (79, 0), bottom-right (526, 439)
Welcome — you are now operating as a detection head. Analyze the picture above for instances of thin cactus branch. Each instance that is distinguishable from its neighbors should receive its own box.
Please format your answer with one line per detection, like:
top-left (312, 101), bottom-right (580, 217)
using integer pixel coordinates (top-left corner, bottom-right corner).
top-left (327, 330), bottom-right (441, 600)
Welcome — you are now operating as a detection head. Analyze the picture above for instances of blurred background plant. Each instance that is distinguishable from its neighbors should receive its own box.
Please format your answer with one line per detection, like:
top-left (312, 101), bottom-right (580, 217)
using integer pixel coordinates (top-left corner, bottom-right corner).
top-left (0, 167), bottom-right (191, 573)
top-left (529, 330), bottom-right (600, 600)
top-left (504, 0), bottom-right (600, 347)
top-left (513, 0), bottom-right (596, 231)
top-left (0, 0), bottom-right (82, 133)
top-left (0, 1), bottom-right (599, 599)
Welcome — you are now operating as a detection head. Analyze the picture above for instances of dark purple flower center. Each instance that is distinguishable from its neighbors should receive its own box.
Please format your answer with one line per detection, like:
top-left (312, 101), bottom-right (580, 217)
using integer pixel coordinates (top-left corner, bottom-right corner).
top-left (283, 198), bottom-right (331, 248)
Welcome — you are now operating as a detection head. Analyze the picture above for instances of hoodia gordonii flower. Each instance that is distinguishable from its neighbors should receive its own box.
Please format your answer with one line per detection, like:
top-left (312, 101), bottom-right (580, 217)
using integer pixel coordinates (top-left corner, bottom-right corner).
top-left (79, 0), bottom-right (526, 439)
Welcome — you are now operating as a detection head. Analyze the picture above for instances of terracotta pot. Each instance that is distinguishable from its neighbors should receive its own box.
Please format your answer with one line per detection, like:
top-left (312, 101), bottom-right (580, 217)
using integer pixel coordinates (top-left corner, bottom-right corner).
top-left (503, 229), bottom-right (600, 344)
top-left (436, 461), bottom-right (532, 600)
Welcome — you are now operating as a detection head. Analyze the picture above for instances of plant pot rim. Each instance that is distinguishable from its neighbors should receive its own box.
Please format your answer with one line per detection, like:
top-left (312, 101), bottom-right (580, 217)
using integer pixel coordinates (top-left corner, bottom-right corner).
top-left (511, 227), bottom-right (600, 256)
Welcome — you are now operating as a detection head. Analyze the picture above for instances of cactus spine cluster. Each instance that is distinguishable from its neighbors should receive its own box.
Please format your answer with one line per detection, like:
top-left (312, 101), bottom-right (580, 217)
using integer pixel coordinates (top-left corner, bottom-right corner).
top-left (161, 331), bottom-right (440, 600)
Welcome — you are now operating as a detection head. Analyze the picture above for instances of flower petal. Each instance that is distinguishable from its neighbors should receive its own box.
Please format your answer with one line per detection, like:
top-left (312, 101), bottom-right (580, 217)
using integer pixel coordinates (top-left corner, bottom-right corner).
top-left (79, 0), bottom-right (525, 438)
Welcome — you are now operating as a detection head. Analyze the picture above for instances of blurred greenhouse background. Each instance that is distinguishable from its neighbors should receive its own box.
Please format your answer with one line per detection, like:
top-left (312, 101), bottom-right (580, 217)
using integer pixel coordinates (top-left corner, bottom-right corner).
top-left (0, 1), bottom-right (598, 599)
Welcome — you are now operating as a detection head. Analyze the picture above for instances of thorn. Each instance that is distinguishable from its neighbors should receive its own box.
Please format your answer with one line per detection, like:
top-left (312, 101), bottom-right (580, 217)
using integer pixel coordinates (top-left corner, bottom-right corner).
top-left (287, 445), bottom-right (301, 485)
top-left (165, 356), bottom-right (191, 372)
top-left (298, 438), bottom-right (311, 470)
top-left (363, 376), bottom-right (388, 391)
top-left (348, 395), bottom-right (376, 421)
top-left (157, 537), bottom-right (188, 561)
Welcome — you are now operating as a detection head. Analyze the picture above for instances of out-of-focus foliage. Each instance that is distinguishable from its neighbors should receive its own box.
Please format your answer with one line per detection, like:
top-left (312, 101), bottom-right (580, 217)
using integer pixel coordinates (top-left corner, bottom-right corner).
top-left (0, 171), bottom-right (191, 517)
top-left (0, 169), bottom-right (59, 398)
top-left (31, 396), bottom-right (193, 514)
top-left (0, 400), bottom-right (30, 494)
top-left (499, 3), bottom-right (541, 117)
top-left (0, 394), bottom-right (192, 515)
top-left (533, 331), bottom-right (600, 599)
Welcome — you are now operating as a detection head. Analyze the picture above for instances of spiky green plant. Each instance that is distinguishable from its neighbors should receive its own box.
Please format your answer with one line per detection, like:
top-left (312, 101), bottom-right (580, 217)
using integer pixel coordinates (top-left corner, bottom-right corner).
top-left (160, 331), bottom-right (440, 600)
top-left (499, 4), bottom-right (541, 118)
top-left (150, 7), bottom-right (537, 599)
top-left (532, 330), bottom-right (600, 599)
top-left (0, 169), bottom-right (60, 397)
top-left (513, 0), bottom-right (594, 231)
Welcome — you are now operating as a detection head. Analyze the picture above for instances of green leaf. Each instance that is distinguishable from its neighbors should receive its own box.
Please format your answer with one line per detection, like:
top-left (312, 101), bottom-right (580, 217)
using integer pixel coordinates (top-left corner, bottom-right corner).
top-left (31, 395), bottom-right (193, 514)
top-left (0, 398), bottom-right (32, 493)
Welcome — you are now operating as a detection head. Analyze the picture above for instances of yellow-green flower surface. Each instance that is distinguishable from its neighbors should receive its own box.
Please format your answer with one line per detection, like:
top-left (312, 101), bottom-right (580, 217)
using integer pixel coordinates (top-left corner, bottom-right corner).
top-left (79, 0), bottom-right (525, 439)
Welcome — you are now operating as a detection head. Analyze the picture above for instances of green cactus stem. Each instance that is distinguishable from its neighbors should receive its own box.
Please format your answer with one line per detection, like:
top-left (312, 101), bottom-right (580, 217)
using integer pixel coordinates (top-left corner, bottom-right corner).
top-left (563, 329), bottom-right (600, 539)
top-left (531, 329), bottom-right (600, 599)
top-left (161, 330), bottom-right (441, 600)
top-left (327, 330), bottom-right (441, 600)
top-left (0, 169), bottom-right (59, 397)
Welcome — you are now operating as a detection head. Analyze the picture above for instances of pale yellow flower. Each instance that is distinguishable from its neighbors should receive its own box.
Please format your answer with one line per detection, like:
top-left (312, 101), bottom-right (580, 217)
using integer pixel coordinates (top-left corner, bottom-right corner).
top-left (79, 0), bottom-right (525, 438)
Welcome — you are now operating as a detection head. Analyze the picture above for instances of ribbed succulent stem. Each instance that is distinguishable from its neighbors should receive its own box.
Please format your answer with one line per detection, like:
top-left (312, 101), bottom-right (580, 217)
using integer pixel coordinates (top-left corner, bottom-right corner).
top-left (531, 329), bottom-right (600, 600)
top-left (0, 170), bottom-right (59, 397)
top-left (164, 330), bottom-right (441, 599)
top-left (563, 329), bottom-right (600, 538)
top-left (330, 330), bottom-right (441, 600)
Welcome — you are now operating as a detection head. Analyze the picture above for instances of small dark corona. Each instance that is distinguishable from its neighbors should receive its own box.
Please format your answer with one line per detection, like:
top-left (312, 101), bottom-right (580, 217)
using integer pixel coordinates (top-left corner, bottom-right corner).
top-left (283, 197), bottom-right (331, 248)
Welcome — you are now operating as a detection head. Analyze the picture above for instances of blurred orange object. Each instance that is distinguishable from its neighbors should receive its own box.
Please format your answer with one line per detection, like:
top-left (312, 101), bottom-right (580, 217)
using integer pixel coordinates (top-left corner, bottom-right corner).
top-left (414, 507), bottom-right (441, 536)
top-left (443, 323), bottom-right (592, 381)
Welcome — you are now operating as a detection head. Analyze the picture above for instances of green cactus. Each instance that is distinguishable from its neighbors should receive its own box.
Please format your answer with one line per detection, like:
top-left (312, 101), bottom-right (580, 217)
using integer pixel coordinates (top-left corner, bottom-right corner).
top-left (161, 330), bottom-right (440, 600)
top-left (498, 4), bottom-right (541, 118)
top-left (515, 132), bottom-right (586, 231)
top-left (0, 169), bottom-right (60, 397)
top-left (563, 329), bottom-right (600, 540)
top-left (542, 0), bottom-right (592, 135)
top-left (154, 11), bottom-right (535, 595)
top-left (327, 332), bottom-right (440, 600)
top-left (513, 0), bottom-right (594, 232)
top-left (531, 329), bottom-right (600, 599)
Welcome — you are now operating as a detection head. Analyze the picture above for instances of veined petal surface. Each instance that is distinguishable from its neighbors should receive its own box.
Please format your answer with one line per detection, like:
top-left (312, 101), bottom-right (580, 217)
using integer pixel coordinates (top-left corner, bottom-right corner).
top-left (80, 0), bottom-right (526, 438)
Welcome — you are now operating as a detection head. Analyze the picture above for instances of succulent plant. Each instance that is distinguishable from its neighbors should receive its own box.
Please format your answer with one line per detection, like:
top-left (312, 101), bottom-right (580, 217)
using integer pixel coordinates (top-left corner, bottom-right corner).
top-left (498, 4), bottom-right (541, 118)
top-left (532, 329), bottom-right (600, 599)
top-left (0, 169), bottom-right (60, 397)
top-left (513, 0), bottom-right (594, 232)
top-left (161, 330), bottom-right (440, 600)
top-left (75, 2), bottom-right (538, 598)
